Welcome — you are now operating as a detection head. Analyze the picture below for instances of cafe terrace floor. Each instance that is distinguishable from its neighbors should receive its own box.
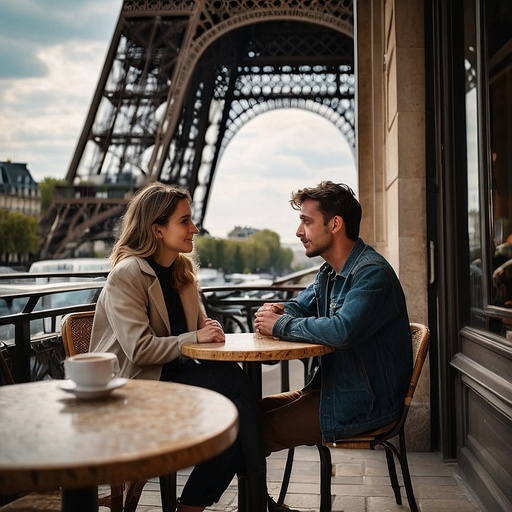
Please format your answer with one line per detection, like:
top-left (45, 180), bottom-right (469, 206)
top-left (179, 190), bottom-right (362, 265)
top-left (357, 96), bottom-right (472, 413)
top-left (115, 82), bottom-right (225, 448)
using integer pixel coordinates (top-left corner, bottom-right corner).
top-left (128, 445), bottom-right (485, 512)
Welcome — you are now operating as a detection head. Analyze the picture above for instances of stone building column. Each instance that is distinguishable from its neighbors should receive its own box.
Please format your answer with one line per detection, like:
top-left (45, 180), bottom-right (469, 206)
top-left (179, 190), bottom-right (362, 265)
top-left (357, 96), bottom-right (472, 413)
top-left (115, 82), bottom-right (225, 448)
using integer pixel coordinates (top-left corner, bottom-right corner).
top-left (355, 0), bottom-right (430, 451)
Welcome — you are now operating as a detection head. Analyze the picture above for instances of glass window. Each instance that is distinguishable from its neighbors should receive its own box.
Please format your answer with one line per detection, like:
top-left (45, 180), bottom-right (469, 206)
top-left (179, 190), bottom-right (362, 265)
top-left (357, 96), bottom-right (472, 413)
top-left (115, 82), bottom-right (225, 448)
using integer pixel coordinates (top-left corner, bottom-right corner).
top-left (465, 0), bottom-right (512, 339)
top-left (465, 0), bottom-right (484, 327)
top-left (487, 0), bottom-right (512, 339)
top-left (490, 69), bottom-right (512, 308)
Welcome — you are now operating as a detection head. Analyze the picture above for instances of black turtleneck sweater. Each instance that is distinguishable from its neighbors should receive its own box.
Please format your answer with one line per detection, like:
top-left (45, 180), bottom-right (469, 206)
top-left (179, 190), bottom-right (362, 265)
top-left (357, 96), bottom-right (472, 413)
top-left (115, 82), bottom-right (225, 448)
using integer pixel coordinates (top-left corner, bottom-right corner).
top-left (146, 258), bottom-right (188, 379)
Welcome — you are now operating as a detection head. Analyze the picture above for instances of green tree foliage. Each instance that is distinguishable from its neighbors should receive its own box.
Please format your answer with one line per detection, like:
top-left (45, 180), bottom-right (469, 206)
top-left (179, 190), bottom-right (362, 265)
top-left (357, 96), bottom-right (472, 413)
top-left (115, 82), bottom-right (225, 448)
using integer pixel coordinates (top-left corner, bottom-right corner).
top-left (0, 210), bottom-right (39, 255)
top-left (39, 177), bottom-right (67, 212)
top-left (194, 229), bottom-right (293, 274)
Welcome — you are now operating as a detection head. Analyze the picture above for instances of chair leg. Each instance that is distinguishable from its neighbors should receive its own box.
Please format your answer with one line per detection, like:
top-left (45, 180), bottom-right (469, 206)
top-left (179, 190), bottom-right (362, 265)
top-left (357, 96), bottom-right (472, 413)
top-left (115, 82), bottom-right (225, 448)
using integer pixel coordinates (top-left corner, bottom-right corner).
top-left (397, 431), bottom-right (418, 512)
top-left (108, 483), bottom-right (124, 512)
top-left (316, 445), bottom-right (332, 512)
top-left (381, 432), bottom-right (418, 512)
top-left (124, 480), bottom-right (148, 512)
top-left (159, 472), bottom-right (177, 512)
top-left (277, 447), bottom-right (295, 504)
top-left (383, 444), bottom-right (402, 504)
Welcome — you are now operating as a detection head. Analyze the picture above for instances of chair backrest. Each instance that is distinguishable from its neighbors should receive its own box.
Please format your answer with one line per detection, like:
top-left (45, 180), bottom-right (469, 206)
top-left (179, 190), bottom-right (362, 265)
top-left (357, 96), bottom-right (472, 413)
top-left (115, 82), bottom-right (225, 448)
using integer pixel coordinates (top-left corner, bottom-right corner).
top-left (0, 349), bottom-right (15, 385)
top-left (61, 311), bottom-right (95, 357)
top-left (365, 322), bottom-right (430, 443)
top-left (406, 323), bottom-right (430, 407)
top-left (324, 323), bottom-right (430, 448)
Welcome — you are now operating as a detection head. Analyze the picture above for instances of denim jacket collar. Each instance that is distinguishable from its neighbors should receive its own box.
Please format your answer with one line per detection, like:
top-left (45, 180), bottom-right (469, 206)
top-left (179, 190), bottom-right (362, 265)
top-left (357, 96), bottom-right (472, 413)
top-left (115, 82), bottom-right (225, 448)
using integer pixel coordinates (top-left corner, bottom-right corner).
top-left (339, 237), bottom-right (366, 277)
top-left (317, 237), bottom-right (366, 280)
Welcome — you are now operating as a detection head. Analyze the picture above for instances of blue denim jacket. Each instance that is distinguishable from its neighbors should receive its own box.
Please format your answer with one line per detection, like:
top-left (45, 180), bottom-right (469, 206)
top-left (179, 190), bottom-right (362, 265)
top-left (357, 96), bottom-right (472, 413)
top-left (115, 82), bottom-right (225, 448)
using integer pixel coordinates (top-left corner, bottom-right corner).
top-left (273, 238), bottom-right (413, 441)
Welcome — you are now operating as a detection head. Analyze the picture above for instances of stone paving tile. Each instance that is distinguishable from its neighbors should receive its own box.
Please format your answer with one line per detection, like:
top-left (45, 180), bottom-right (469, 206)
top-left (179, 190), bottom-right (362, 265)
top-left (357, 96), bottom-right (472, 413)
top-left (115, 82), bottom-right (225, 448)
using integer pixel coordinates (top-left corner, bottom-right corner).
top-left (365, 496), bottom-right (411, 511)
top-left (137, 489), bottom-right (163, 507)
top-left (331, 476), bottom-right (364, 486)
top-left (330, 483), bottom-right (396, 498)
top-left (333, 463), bottom-right (364, 477)
top-left (413, 483), bottom-right (469, 500)
top-left (417, 498), bottom-right (483, 512)
top-left (408, 464), bottom-right (455, 477)
top-left (330, 495), bottom-right (367, 512)
top-left (276, 482), bottom-right (321, 494)
top-left (363, 475), bottom-right (457, 487)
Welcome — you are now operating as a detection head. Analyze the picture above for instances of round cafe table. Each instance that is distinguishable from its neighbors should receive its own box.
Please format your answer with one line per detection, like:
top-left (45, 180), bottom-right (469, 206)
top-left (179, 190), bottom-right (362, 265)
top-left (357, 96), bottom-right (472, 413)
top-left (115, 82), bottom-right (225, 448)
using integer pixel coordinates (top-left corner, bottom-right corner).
top-left (182, 332), bottom-right (334, 398)
top-left (0, 379), bottom-right (238, 512)
top-left (182, 332), bottom-right (334, 512)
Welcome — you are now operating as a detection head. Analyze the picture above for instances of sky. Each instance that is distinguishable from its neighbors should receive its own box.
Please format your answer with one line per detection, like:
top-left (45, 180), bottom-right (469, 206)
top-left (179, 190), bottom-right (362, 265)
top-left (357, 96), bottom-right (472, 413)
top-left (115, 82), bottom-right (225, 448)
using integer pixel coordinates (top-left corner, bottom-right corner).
top-left (0, 0), bottom-right (357, 245)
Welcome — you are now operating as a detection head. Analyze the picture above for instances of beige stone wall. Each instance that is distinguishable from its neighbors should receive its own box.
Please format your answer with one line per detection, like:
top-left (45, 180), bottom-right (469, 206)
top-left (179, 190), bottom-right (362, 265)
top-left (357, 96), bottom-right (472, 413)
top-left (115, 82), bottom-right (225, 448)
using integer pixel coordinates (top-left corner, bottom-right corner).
top-left (356, 0), bottom-right (430, 451)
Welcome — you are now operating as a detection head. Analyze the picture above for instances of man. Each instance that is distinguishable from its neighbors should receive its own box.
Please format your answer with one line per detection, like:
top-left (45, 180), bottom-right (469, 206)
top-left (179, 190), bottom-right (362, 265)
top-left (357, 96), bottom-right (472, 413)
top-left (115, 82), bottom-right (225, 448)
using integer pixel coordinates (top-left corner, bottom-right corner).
top-left (254, 182), bottom-right (413, 504)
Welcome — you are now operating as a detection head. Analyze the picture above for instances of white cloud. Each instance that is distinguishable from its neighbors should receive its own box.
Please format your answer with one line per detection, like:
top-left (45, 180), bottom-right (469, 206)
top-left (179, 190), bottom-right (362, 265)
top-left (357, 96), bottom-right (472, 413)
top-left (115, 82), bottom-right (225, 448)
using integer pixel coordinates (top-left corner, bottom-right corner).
top-left (0, 41), bottom-right (108, 179)
top-left (0, 0), bottom-right (120, 176)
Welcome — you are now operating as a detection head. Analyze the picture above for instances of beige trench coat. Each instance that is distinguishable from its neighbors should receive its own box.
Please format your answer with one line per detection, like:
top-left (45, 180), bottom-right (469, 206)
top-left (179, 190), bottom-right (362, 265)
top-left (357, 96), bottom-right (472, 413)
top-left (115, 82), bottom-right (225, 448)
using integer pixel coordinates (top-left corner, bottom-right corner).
top-left (90, 256), bottom-right (206, 380)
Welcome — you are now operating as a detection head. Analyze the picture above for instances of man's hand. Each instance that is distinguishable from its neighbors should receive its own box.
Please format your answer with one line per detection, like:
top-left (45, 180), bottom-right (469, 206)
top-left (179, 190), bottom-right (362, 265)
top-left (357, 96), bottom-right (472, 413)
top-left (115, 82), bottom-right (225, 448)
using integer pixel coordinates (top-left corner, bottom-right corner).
top-left (254, 303), bottom-right (285, 336)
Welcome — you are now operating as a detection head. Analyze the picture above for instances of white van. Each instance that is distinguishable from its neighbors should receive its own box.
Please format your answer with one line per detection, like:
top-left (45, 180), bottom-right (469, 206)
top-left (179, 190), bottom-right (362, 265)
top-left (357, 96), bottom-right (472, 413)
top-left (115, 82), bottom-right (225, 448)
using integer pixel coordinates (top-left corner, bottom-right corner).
top-left (0, 259), bottom-right (110, 340)
top-left (29, 258), bottom-right (110, 273)
top-left (28, 259), bottom-right (110, 334)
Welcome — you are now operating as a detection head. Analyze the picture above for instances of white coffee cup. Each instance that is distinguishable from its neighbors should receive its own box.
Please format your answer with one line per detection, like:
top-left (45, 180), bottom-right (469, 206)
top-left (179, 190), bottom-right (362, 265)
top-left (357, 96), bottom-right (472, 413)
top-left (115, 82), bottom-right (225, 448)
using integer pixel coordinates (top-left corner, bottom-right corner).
top-left (64, 353), bottom-right (120, 389)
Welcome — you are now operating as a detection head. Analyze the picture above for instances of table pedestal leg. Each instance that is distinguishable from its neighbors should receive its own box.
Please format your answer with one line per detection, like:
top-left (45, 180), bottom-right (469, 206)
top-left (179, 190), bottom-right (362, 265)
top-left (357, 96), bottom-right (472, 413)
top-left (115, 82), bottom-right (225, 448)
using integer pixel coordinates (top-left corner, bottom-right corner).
top-left (238, 472), bottom-right (267, 512)
top-left (244, 361), bottom-right (263, 399)
top-left (61, 487), bottom-right (98, 512)
top-left (160, 472), bottom-right (177, 512)
top-left (238, 475), bottom-right (247, 511)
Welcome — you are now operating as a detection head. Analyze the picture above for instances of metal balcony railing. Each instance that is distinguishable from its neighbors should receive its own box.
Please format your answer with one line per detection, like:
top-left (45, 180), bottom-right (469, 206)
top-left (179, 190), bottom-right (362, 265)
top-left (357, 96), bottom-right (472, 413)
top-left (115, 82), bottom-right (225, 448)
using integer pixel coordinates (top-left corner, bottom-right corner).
top-left (0, 270), bottom-right (310, 383)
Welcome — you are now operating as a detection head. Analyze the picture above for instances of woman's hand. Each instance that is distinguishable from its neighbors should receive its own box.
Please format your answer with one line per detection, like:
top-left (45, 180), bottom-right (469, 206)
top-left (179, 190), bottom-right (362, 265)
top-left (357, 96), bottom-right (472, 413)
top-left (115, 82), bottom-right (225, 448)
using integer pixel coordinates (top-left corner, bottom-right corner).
top-left (197, 318), bottom-right (225, 343)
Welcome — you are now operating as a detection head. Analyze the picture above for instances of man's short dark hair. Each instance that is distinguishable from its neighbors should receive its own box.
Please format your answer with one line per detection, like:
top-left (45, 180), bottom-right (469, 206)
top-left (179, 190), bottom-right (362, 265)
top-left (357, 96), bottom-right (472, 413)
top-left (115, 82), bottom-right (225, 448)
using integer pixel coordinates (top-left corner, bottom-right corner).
top-left (290, 181), bottom-right (362, 240)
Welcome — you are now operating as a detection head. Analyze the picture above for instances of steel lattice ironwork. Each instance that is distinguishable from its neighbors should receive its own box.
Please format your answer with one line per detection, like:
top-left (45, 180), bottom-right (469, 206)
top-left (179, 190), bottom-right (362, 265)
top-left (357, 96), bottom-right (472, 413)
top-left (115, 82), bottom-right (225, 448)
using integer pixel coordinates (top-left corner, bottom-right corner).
top-left (38, 0), bottom-right (354, 258)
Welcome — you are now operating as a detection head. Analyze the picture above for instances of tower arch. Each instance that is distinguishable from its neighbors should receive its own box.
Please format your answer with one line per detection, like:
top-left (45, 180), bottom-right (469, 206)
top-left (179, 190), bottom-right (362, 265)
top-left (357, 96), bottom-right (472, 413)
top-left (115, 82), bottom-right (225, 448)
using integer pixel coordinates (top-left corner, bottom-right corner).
top-left (40, 0), bottom-right (355, 257)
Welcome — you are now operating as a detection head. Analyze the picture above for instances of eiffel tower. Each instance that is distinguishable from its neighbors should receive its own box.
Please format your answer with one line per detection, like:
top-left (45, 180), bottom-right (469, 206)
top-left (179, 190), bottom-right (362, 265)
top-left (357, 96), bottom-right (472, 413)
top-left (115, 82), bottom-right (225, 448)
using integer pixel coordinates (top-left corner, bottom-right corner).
top-left (38, 0), bottom-right (355, 258)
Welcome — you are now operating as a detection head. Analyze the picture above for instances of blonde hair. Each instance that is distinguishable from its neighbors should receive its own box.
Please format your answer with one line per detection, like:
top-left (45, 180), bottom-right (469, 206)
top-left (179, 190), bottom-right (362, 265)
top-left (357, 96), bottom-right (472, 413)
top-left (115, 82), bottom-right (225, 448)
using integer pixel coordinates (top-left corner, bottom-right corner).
top-left (110, 182), bottom-right (198, 291)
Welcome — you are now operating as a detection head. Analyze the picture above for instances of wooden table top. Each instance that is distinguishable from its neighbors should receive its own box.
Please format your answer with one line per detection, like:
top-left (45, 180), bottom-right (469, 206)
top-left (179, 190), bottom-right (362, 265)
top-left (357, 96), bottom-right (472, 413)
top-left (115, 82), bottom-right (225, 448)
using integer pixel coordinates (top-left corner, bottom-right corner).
top-left (182, 332), bottom-right (333, 362)
top-left (0, 379), bottom-right (238, 493)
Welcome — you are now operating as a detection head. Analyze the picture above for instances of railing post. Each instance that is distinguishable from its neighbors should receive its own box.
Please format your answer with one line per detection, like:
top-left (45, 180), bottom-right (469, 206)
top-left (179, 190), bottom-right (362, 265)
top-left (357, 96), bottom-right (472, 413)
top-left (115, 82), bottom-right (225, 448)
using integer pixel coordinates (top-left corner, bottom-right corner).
top-left (13, 319), bottom-right (32, 382)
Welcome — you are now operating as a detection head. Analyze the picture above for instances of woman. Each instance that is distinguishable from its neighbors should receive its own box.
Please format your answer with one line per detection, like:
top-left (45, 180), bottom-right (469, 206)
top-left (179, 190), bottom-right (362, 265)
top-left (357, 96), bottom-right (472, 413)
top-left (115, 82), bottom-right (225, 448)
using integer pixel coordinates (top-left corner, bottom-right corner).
top-left (90, 182), bottom-right (266, 512)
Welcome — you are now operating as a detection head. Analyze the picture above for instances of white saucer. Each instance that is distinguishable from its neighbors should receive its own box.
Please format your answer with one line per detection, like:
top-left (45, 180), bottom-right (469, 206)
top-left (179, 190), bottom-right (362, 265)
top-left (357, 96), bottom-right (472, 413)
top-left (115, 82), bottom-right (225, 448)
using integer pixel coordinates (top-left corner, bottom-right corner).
top-left (58, 378), bottom-right (128, 399)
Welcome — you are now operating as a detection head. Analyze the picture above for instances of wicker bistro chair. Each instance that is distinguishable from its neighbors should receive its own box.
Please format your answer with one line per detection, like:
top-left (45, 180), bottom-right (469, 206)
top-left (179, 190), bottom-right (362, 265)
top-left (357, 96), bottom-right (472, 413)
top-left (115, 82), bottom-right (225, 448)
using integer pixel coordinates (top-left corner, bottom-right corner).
top-left (61, 311), bottom-right (178, 512)
top-left (276, 323), bottom-right (430, 512)
top-left (0, 350), bottom-right (62, 511)
top-left (0, 352), bottom-right (80, 510)
top-left (0, 348), bottom-right (14, 385)
top-left (61, 310), bottom-right (96, 356)
top-left (61, 311), bottom-right (147, 512)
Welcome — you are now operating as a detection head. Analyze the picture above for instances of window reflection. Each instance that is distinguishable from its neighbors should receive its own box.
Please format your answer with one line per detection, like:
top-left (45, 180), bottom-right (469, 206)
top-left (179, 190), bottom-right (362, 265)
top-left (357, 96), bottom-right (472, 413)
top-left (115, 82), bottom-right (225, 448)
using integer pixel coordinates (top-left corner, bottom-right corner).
top-left (488, 0), bottom-right (512, 339)
top-left (490, 70), bottom-right (512, 316)
top-left (466, 0), bottom-right (512, 339)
